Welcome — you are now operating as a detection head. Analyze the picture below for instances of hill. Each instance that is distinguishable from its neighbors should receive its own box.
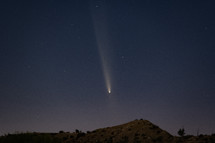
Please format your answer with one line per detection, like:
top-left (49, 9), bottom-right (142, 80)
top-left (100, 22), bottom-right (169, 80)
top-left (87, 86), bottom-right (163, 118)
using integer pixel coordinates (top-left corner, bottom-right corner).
top-left (69, 119), bottom-right (174, 143)
top-left (1, 119), bottom-right (215, 143)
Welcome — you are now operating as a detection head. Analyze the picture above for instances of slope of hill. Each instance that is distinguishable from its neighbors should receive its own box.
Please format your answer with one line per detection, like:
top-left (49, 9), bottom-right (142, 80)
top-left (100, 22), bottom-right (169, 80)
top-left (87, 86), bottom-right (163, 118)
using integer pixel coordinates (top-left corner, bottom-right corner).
top-left (1, 119), bottom-right (215, 143)
top-left (68, 119), bottom-right (174, 143)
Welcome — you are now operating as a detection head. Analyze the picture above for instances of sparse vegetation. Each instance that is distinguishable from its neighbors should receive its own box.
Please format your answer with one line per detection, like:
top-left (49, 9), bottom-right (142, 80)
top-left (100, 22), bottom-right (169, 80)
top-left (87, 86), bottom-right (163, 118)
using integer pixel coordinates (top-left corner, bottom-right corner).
top-left (75, 129), bottom-right (80, 134)
top-left (177, 128), bottom-right (185, 137)
top-left (1, 119), bottom-right (215, 143)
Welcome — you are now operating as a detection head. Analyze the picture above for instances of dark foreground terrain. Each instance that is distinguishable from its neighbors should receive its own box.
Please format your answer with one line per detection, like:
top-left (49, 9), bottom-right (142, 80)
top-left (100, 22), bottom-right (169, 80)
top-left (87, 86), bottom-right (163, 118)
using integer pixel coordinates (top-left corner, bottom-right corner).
top-left (1, 119), bottom-right (215, 143)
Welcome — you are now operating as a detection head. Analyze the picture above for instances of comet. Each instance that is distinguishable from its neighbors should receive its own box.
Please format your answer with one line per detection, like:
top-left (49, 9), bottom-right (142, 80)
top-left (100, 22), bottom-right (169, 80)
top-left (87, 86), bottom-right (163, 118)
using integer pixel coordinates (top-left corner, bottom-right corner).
top-left (91, 0), bottom-right (113, 94)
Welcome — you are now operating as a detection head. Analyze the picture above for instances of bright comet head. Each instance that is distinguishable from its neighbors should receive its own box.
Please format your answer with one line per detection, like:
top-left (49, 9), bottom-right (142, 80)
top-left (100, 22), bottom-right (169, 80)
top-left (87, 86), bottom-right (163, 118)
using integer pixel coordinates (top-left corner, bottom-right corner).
top-left (108, 89), bottom-right (111, 94)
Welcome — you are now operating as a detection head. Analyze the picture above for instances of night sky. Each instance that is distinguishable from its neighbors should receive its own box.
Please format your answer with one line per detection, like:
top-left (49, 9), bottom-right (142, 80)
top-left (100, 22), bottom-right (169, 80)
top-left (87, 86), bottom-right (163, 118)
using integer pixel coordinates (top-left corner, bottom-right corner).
top-left (1, 0), bottom-right (215, 135)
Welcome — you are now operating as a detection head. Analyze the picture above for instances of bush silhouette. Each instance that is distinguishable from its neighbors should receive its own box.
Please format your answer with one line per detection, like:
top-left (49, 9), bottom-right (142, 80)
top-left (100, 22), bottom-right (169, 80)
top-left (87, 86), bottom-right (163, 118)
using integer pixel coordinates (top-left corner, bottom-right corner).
top-left (178, 128), bottom-right (185, 137)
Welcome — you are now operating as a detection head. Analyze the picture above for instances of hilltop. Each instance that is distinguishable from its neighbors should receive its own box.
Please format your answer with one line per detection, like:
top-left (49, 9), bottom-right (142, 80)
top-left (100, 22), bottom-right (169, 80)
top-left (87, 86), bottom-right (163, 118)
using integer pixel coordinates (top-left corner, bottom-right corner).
top-left (1, 119), bottom-right (215, 143)
top-left (61, 119), bottom-right (173, 143)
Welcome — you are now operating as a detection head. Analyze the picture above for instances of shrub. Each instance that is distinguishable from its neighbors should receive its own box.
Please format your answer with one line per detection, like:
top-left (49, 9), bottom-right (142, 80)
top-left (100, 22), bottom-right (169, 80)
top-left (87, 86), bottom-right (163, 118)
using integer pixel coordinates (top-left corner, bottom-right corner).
top-left (75, 129), bottom-right (80, 134)
top-left (59, 130), bottom-right (64, 133)
top-left (178, 128), bottom-right (185, 137)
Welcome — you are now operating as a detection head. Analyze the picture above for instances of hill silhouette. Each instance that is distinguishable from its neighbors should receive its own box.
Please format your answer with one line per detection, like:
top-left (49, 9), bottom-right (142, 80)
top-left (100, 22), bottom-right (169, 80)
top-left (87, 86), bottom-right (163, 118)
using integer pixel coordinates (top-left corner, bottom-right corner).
top-left (71, 119), bottom-right (173, 143)
top-left (1, 119), bottom-right (215, 143)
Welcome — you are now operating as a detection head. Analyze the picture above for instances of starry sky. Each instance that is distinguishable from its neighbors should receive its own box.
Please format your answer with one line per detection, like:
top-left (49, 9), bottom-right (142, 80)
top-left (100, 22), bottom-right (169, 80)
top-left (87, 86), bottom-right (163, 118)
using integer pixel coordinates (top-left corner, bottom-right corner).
top-left (1, 0), bottom-right (215, 135)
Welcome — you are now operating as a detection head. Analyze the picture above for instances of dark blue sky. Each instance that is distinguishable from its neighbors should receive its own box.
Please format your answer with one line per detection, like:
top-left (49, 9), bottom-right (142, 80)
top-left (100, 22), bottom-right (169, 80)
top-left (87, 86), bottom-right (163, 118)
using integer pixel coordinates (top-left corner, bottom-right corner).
top-left (1, 0), bottom-right (215, 135)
